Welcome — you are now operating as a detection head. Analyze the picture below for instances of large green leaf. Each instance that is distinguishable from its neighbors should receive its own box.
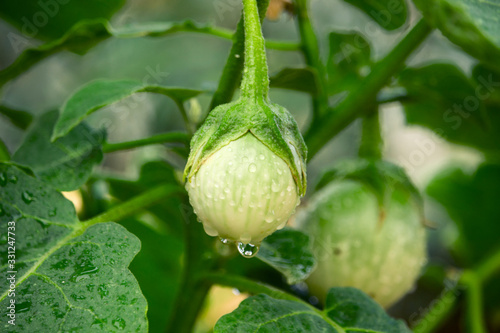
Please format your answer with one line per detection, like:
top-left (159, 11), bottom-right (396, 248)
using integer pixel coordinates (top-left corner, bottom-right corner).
top-left (426, 163), bottom-right (500, 265)
top-left (0, 163), bottom-right (148, 332)
top-left (257, 228), bottom-right (316, 285)
top-left (214, 287), bottom-right (411, 332)
top-left (0, 19), bottom-right (229, 88)
top-left (13, 111), bottom-right (103, 191)
top-left (413, 0), bottom-right (500, 68)
top-left (51, 79), bottom-right (202, 140)
top-left (269, 67), bottom-right (319, 95)
top-left (399, 63), bottom-right (500, 153)
top-left (327, 31), bottom-right (372, 95)
top-left (104, 160), bottom-right (187, 331)
top-left (0, 0), bottom-right (125, 40)
top-left (343, 0), bottom-right (407, 30)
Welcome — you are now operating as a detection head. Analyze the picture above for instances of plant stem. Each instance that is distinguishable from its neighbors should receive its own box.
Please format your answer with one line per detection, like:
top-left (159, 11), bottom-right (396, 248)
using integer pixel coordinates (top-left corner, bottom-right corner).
top-left (209, 0), bottom-right (270, 110)
top-left (166, 208), bottom-right (219, 333)
top-left (294, 0), bottom-right (328, 117)
top-left (240, 0), bottom-right (270, 100)
top-left (413, 246), bottom-right (500, 333)
top-left (412, 286), bottom-right (459, 333)
top-left (304, 19), bottom-right (432, 160)
top-left (462, 272), bottom-right (488, 333)
top-left (102, 132), bottom-right (189, 153)
top-left (475, 246), bottom-right (500, 282)
top-left (196, 25), bottom-right (300, 51)
top-left (175, 100), bottom-right (193, 134)
top-left (358, 109), bottom-right (383, 160)
top-left (82, 184), bottom-right (181, 226)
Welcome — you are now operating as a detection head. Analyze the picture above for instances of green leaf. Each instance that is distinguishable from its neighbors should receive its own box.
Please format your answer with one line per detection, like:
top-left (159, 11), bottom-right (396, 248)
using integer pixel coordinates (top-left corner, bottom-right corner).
top-left (0, 140), bottom-right (9, 162)
top-left (327, 31), bottom-right (372, 95)
top-left (324, 288), bottom-right (411, 332)
top-left (269, 67), bottom-right (319, 95)
top-left (343, 0), bottom-right (407, 30)
top-left (399, 63), bottom-right (500, 153)
top-left (0, 19), bottom-right (228, 88)
top-left (257, 228), bottom-right (316, 284)
top-left (0, 163), bottom-right (147, 332)
top-left (0, 105), bottom-right (33, 130)
top-left (13, 111), bottom-right (104, 191)
top-left (52, 79), bottom-right (202, 140)
top-left (413, 0), bottom-right (500, 69)
top-left (214, 293), bottom-right (335, 332)
top-left (426, 163), bottom-right (500, 265)
top-left (214, 287), bottom-right (411, 332)
top-left (0, 0), bottom-right (124, 40)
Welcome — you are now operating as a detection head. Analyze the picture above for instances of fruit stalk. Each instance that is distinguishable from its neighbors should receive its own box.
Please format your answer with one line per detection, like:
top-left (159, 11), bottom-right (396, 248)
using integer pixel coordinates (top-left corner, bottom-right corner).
top-left (240, 0), bottom-right (269, 101)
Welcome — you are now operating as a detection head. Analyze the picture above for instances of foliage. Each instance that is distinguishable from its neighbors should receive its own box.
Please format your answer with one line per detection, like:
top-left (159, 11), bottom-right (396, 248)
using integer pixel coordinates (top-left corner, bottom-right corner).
top-left (1, 0), bottom-right (500, 332)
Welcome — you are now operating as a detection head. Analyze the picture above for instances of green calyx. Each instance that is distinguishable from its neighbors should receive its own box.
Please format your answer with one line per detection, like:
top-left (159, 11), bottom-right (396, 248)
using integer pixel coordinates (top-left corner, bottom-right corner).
top-left (314, 159), bottom-right (425, 224)
top-left (184, 98), bottom-right (307, 196)
top-left (184, 0), bottom-right (307, 195)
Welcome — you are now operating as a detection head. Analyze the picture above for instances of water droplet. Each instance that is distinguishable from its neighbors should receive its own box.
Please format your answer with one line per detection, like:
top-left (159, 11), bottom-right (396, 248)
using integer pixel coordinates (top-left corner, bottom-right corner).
top-left (248, 163), bottom-right (257, 173)
top-left (22, 191), bottom-right (34, 204)
top-left (235, 54), bottom-right (240, 58)
top-left (228, 147), bottom-right (232, 152)
top-left (98, 284), bottom-right (109, 298)
top-left (238, 207), bottom-right (244, 212)
top-left (219, 237), bottom-right (229, 244)
top-left (242, 156), bottom-right (249, 163)
top-left (287, 185), bottom-right (293, 192)
top-left (277, 221), bottom-right (287, 230)
top-left (0, 172), bottom-right (7, 186)
top-left (271, 180), bottom-right (281, 192)
top-left (52, 259), bottom-right (71, 270)
top-left (224, 188), bottom-right (230, 194)
top-left (16, 301), bottom-right (31, 313)
top-left (219, 194), bottom-right (226, 200)
top-left (112, 317), bottom-right (126, 330)
top-left (259, 154), bottom-right (265, 160)
top-left (229, 200), bottom-right (236, 207)
top-left (48, 208), bottom-right (57, 217)
top-left (264, 212), bottom-right (275, 223)
top-left (8, 175), bottom-right (17, 184)
top-left (277, 168), bottom-right (282, 175)
top-left (203, 224), bottom-right (219, 237)
top-left (205, 192), bottom-right (213, 198)
top-left (237, 242), bottom-right (259, 258)
top-left (70, 260), bottom-right (99, 282)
